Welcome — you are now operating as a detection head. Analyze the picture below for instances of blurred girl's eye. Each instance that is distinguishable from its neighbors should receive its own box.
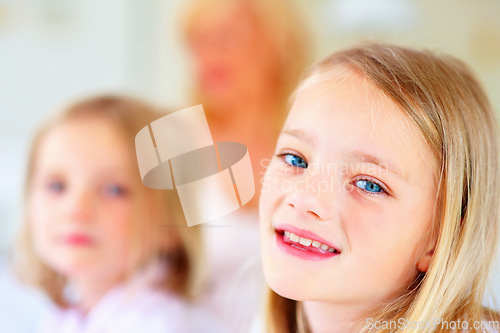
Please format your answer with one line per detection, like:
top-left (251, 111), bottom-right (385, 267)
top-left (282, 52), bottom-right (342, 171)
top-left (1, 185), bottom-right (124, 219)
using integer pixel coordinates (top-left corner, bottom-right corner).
top-left (354, 179), bottom-right (386, 195)
top-left (280, 153), bottom-right (308, 168)
top-left (47, 180), bottom-right (65, 194)
top-left (103, 184), bottom-right (127, 198)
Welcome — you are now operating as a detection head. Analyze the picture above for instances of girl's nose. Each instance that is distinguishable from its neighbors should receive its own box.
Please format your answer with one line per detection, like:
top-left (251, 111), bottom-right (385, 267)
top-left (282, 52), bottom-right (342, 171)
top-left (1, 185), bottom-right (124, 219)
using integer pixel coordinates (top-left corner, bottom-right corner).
top-left (66, 188), bottom-right (94, 222)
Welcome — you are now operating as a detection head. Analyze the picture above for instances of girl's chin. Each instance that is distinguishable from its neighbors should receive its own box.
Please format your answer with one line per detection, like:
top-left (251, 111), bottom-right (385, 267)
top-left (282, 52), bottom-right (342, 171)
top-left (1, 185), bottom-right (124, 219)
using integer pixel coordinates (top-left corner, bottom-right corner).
top-left (264, 271), bottom-right (308, 301)
top-left (53, 259), bottom-right (99, 279)
top-left (57, 267), bottom-right (91, 279)
top-left (264, 264), bottom-right (337, 303)
top-left (268, 283), bottom-right (313, 303)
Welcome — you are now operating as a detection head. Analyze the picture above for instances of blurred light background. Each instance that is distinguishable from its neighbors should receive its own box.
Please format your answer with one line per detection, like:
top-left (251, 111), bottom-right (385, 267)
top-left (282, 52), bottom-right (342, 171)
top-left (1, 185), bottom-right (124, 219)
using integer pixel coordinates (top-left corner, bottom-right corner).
top-left (1, 0), bottom-right (499, 332)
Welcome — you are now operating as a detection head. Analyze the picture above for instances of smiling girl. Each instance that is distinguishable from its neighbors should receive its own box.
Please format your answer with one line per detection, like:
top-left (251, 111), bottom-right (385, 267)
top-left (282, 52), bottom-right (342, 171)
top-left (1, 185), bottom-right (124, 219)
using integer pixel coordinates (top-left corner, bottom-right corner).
top-left (14, 96), bottom-right (206, 333)
top-left (259, 44), bottom-right (500, 332)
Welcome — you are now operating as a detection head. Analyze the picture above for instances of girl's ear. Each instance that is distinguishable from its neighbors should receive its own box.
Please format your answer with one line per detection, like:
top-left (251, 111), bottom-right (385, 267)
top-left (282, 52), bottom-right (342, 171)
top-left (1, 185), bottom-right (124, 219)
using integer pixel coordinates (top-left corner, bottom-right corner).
top-left (416, 242), bottom-right (436, 273)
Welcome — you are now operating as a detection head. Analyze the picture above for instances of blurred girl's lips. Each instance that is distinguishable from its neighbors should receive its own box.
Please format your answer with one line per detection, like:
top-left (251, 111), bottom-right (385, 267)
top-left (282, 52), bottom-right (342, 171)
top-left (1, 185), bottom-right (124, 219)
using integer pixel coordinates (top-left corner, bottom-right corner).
top-left (273, 224), bottom-right (341, 260)
top-left (61, 233), bottom-right (94, 246)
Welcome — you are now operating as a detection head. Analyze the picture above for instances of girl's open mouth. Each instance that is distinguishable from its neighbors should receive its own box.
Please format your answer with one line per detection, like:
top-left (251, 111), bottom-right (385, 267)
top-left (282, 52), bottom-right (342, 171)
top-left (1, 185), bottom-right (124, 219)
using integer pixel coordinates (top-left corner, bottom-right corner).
top-left (274, 226), bottom-right (341, 260)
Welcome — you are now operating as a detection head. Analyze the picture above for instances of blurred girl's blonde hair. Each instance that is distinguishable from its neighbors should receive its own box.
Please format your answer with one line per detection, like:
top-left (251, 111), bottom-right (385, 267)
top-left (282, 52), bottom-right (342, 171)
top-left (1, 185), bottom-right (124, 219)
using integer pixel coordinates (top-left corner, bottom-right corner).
top-left (14, 95), bottom-right (204, 307)
top-left (266, 43), bottom-right (500, 333)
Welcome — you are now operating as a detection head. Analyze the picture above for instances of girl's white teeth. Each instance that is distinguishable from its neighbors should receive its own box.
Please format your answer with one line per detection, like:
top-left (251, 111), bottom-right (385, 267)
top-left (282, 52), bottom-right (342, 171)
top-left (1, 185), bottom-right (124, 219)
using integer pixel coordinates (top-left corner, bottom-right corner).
top-left (284, 231), bottom-right (338, 253)
top-left (289, 233), bottom-right (300, 242)
top-left (299, 237), bottom-right (312, 246)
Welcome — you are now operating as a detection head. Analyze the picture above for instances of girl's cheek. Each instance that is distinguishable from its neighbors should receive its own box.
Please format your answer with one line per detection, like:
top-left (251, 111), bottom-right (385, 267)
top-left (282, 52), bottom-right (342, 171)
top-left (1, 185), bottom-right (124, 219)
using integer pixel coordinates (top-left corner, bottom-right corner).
top-left (30, 189), bottom-right (63, 241)
top-left (101, 197), bottom-right (135, 232)
top-left (29, 205), bottom-right (53, 262)
top-left (29, 192), bottom-right (50, 225)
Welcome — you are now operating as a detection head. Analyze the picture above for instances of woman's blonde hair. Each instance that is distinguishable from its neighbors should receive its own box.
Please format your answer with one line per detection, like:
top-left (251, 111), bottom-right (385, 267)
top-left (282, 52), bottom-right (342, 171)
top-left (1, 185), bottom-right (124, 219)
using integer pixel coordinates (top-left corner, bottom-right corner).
top-left (266, 43), bottom-right (500, 333)
top-left (14, 95), bottom-right (204, 307)
top-left (181, 0), bottom-right (311, 125)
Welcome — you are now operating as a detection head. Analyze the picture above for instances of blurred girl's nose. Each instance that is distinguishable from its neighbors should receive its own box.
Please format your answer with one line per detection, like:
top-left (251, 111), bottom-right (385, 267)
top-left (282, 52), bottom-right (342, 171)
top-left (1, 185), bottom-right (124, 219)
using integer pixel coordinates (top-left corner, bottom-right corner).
top-left (66, 187), bottom-right (94, 223)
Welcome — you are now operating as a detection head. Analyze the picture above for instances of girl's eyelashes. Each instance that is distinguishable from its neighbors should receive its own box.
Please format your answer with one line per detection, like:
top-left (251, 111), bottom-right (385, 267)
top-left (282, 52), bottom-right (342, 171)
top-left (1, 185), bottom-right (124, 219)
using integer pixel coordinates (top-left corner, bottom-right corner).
top-left (351, 177), bottom-right (389, 197)
top-left (276, 151), bottom-right (308, 169)
top-left (102, 184), bottom-right (128, 198)
top-left (274, 151), bottom-right (390, 197)
top-left (46, 179), bottom-right (65, 194)
top-left (44, 178), bottom-right (128, 198)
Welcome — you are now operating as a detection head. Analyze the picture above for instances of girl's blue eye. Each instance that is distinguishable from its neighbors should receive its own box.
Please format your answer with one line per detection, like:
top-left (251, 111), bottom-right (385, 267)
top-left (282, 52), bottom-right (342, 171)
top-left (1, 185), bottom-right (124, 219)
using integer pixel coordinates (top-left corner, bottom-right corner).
top-left (283, 154), bottom-right (308, 168)
top-left (355, 179), bottom-right (383, 193)
top-left (103, 184), bottom-right (127, 197)
top-left (47, 181), bottom-right (65, 193)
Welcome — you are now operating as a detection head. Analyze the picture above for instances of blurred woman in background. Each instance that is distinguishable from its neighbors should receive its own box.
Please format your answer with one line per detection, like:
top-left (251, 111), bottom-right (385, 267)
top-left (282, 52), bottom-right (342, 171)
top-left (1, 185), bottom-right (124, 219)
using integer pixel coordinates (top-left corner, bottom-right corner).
top-left (183, 0), bottom-right (311, 201)
top-left (181, 0), bottom-right (311, 331)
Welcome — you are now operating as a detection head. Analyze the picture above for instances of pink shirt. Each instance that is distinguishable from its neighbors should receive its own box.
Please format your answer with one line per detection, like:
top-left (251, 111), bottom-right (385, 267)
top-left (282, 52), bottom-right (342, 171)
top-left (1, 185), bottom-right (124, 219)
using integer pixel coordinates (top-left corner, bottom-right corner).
top-left (38, 264), bottom-right (221, 333)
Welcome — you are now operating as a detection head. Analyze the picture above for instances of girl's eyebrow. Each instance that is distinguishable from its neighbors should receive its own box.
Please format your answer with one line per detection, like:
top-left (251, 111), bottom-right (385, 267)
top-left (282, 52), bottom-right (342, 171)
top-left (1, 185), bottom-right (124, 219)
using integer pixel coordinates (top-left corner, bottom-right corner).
top-left (282, 128), bottom-right (316, 145)
top-left (281, 129), bottom-right (408, 182)
top-left (281, 128), bottom-right (408, 182)
top-left (349, 151), bottom-right (408, 182)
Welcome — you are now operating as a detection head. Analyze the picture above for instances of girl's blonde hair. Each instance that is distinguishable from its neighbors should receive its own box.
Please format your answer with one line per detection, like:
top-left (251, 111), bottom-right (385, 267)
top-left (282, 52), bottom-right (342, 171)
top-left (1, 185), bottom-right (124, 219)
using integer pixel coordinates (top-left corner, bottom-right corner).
top-left (14, 95), bottom-right (204, 307)
top-left (266, 43), bottom-right (500, 333)
top-left (181, 0), bottom-right (311, 126)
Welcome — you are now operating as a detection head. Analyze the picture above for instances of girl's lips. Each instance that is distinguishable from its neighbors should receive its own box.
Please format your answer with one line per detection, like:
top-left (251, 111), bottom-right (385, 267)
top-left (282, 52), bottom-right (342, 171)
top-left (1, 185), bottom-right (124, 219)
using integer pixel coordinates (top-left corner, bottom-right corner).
top-left (273, 225), bottom-right (341, 260)
top-left (275, 224), bottom-right (340, 251)
top-left (61, 234), bottom-right (94, 246)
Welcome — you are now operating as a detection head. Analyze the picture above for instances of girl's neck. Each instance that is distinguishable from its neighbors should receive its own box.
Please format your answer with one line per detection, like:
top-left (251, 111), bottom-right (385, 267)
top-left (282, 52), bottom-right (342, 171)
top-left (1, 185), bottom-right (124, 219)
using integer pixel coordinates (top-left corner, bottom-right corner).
top-left (207, 99), bottom-right (282, 211)
top-left (302, 301), bottom-right (370, 333)
top-left (70, 272), bottom-right (125, 314)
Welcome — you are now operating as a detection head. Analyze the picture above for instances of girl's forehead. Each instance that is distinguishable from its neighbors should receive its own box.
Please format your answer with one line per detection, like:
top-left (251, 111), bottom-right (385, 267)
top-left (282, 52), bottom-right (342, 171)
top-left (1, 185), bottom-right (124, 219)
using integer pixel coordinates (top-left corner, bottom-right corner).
top-left (283, 70), bottom-right (437, 180)
top-left (286, 71), bottom-right (425, 150)
top-left (36, 117), bottom-right (135, 173)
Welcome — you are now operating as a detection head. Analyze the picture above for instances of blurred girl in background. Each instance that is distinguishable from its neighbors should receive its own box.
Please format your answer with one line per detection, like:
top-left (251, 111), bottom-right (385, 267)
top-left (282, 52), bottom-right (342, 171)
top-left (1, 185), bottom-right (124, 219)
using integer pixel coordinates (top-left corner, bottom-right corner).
top-left (14, 96), bottom-right (209, 333)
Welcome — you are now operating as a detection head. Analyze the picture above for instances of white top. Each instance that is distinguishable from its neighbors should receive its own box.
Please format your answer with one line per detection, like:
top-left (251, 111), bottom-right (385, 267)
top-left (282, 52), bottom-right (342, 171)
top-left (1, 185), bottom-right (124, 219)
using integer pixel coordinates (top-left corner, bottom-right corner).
top-left (38, 263), bottom-right (221, 333)
top-left (0, 258), bottom-right (48, 333)
top-left (198, 208), bottom-right (265, 333)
